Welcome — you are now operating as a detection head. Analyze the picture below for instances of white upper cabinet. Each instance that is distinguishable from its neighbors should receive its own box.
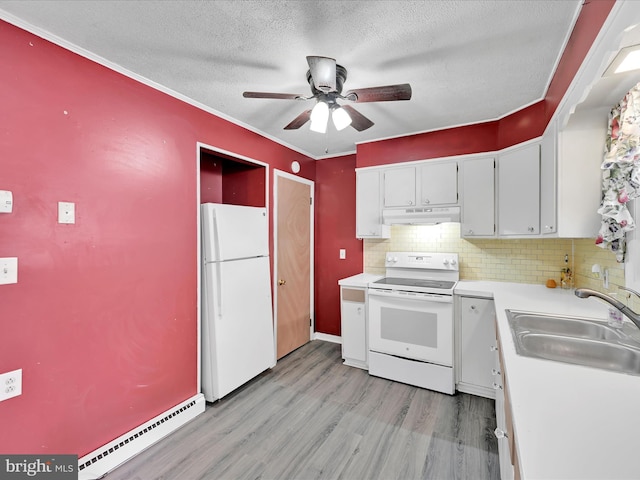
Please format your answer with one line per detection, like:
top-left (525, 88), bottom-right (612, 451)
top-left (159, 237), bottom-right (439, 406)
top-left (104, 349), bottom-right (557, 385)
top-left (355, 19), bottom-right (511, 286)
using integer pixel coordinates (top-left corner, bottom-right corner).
top-left (356, 169), bottom-right (390, 239)
top-left (461, 157), bottom-right (495, 237)
top-left (498, 143), bottom-right (541, 236)
top-left (419, 162), bottom-right (458, 206)
top-left (383, 161), bottom-right (458, 208)
top-left (383, 166), bottom-right (416, 207)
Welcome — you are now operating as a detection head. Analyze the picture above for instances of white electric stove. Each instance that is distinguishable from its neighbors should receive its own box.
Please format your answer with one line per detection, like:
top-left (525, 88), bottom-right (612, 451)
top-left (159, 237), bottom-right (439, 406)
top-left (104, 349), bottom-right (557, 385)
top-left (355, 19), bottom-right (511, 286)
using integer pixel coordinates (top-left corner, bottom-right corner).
top-left (367, 252), bottom-right (459, 394)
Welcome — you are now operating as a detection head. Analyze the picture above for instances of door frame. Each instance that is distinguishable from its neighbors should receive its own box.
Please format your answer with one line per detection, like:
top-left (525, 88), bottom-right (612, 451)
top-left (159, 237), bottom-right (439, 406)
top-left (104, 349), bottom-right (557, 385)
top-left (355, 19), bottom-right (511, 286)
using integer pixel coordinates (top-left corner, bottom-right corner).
top-left (196, 142), bottom-right (269, 392)
top-left (273, 169), bottom-right (315, 351)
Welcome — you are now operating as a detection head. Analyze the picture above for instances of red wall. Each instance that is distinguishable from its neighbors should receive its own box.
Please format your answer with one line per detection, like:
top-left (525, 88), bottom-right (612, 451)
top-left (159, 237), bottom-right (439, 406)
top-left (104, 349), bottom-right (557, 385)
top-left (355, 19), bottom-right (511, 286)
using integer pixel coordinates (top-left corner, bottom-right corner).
top-left (0, 20), bottom-right (314, 456)
top-left (356, 0), bottom-right (615, 167)
top-left (314, 155), bottom-right (363, 336)
top-left (200, 152), bottom-right (223, 204)
top-left (221, 161), bottom-right (266, 207)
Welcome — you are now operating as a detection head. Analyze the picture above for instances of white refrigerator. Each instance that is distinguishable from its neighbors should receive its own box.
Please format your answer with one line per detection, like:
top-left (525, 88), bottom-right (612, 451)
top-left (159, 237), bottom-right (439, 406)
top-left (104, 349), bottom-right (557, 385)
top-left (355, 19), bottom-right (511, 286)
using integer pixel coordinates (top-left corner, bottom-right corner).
top-left (201, 203), bottom-right (276, 401)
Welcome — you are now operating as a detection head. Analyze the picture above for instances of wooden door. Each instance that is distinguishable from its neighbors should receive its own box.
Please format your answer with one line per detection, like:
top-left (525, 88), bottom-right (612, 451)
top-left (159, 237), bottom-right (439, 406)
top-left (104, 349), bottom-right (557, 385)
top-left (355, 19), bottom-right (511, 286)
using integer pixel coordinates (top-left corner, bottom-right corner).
top-left (276, 174), bottom-right (312, 359)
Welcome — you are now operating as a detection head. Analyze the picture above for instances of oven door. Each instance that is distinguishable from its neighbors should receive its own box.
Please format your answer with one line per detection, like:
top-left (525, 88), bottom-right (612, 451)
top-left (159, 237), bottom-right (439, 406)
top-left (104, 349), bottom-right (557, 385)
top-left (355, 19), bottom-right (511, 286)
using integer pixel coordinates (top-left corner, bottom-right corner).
top-left (368, 288), bottom-right (453, 366)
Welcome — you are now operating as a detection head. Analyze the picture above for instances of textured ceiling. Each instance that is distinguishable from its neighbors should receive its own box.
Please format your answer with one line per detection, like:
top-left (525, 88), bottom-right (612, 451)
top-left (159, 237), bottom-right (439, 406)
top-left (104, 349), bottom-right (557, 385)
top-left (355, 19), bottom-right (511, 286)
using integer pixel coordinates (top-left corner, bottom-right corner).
top-left (0, 0), bottom-right (582, 158)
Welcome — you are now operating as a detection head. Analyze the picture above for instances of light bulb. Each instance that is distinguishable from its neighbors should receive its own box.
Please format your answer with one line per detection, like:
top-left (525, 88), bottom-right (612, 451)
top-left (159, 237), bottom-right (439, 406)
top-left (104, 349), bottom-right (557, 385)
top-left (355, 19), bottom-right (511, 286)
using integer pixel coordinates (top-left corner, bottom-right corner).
top-left (332, 107), bottom-right (352, 131)
top-left (310, 101), bottom-right (329, 133)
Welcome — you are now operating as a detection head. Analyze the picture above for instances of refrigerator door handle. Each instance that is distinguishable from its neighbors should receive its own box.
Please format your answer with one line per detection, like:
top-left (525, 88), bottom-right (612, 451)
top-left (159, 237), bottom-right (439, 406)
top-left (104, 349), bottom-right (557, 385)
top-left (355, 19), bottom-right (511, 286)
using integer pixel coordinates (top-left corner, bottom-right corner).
top-left (213, 212), bottom-right (223, 316)
top-left (216, 263), bottom-right (223, 317)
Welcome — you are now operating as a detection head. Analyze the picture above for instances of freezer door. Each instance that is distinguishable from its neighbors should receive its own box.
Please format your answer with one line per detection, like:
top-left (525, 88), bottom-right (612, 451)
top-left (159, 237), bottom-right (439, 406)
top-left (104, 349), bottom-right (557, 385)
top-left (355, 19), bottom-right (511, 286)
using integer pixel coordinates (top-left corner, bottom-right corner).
top-left (201, 203), bottom-right (269, 262)
top-left (201, 256), bottom-right (275, 401)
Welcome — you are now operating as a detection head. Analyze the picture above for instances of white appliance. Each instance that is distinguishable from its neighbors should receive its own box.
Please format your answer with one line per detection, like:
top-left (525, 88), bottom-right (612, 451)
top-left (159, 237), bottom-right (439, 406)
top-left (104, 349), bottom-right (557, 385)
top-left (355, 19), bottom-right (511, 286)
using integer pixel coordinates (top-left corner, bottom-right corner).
top-left (201, 203), bottom-right (276, 402)
top-left (382, 206), bottom-right (460, 225)
top-left (367, 252), bottom-right (459, 395)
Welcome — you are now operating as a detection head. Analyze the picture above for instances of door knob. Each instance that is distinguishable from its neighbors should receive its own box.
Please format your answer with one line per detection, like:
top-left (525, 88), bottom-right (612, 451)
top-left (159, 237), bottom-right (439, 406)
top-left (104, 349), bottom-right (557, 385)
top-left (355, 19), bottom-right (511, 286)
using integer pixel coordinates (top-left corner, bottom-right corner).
top-left (278, 279), bottom-right (287, 286)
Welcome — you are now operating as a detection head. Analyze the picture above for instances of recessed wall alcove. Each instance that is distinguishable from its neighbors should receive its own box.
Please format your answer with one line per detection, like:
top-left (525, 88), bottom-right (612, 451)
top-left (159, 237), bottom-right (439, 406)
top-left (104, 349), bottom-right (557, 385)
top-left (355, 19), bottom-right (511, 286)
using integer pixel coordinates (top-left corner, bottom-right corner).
top-left (199, 148), bottom-right (266, 207)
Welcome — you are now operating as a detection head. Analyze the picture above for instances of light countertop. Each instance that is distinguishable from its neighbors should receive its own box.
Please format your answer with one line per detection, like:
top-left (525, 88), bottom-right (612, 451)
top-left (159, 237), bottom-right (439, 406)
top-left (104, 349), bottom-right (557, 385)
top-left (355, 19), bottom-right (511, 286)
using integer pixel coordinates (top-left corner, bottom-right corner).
top-left (456, 280), bottom-right (640, 480)
top-left (338, 273), bottom-right (383, 288)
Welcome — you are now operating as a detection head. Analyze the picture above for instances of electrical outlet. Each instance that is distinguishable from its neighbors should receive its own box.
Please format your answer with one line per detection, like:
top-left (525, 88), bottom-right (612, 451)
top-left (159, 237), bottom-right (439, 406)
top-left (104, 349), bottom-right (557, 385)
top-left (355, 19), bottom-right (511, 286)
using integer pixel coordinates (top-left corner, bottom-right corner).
top-left (0, 369), bottom-right (22, 402)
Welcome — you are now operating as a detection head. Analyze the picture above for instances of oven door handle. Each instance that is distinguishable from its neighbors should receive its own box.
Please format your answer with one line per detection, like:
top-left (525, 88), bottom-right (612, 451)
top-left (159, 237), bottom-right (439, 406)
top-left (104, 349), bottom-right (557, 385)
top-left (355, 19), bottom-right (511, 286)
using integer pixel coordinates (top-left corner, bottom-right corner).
top-left (368, 288), bottom-right (453, 303)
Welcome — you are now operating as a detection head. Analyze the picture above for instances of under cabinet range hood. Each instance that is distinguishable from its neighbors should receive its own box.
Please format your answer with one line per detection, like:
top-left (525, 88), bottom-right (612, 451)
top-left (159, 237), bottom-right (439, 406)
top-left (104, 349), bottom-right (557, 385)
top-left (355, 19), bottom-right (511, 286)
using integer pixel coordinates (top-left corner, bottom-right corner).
top-left (382, 206), bottom-right (461, 225)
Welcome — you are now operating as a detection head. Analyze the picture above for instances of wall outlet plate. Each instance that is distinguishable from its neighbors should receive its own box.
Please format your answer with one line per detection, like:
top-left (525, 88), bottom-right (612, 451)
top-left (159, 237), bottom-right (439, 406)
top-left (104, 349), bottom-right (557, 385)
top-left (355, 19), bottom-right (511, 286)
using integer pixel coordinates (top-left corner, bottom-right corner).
top-left (58, 201), bottom-right (75, 224)
top-left (0, 369), bottom-right (22, 402)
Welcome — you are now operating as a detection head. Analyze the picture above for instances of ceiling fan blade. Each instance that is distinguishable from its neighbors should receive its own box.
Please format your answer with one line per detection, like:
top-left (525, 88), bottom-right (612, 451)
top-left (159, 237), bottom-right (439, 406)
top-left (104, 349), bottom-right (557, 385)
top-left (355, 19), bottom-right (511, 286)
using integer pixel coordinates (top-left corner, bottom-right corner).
top-left (284, 109), bottom-right (312, 130)
top-left (307, 56), bottom-right (336, 93)
top-left (344, 83), bottom-right (412, 103)
top-left (243, 91), bottom-right (305, 100)
top-left (342, 105), bottom-right (374, 132)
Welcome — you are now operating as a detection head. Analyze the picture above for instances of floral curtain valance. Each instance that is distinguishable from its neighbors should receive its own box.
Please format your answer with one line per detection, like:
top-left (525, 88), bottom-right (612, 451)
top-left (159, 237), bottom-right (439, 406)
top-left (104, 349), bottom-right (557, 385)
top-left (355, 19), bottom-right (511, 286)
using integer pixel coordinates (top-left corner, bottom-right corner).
top-left (596, 82), bottom-right (640, 262)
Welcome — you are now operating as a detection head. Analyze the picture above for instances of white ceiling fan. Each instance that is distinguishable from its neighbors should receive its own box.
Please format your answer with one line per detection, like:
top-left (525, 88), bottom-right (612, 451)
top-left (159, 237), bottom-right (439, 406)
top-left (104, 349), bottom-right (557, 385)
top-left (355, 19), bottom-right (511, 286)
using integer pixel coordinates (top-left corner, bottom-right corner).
top-left (243, 56), bottom-right (412, 133)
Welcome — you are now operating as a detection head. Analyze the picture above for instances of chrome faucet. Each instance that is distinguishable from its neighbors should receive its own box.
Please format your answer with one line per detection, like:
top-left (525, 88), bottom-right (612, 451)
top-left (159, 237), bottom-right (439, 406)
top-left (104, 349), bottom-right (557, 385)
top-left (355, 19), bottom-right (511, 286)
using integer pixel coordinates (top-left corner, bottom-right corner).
top-left (575, 287), bottom-right (640, 330)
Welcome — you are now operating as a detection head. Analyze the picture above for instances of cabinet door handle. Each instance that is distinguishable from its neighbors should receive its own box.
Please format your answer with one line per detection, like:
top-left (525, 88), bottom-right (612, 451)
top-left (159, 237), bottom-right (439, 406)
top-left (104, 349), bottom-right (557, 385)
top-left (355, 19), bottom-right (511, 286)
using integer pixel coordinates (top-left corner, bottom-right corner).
top-left (528, 226), bottom-right (535, 232)
top-left (408, 200), bottom-right (414, 205)
top-left (470, 305), bottom-right (476, 310)
top-left (494, 427), bottom-right (508, 439)
top-left (490, 346), bottom-right (499, 352)
top-left (492, 382), bottom-right (503, 390)
top-left (357, 307), bottom-right (362, 314)
top-left (423, 199), bottom-right (430, 205)
top-left (492, 368), bottom-right (501, 376)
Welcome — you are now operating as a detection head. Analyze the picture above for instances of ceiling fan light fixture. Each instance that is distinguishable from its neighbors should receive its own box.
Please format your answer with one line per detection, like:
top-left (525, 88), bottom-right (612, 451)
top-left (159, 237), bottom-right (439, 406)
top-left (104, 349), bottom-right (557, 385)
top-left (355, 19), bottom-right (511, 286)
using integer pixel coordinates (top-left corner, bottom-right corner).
top-left (332, 106), bottom-right (352, 131)
top-left (310, 101), bottom-right (329, 133)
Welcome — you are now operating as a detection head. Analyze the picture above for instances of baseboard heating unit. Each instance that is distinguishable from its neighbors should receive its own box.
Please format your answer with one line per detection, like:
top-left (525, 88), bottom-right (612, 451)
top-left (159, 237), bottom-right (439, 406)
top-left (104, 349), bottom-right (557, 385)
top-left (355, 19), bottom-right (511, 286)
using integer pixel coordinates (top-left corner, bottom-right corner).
top-left (78, 393), bottom-right (205, 480)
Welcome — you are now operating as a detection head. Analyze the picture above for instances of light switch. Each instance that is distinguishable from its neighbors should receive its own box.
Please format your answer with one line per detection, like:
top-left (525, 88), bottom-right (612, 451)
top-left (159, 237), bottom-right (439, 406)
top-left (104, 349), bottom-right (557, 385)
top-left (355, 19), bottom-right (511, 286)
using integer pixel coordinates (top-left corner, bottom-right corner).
top-left (0, 190), bottom-right (13, 213)
top-left (0, 257), bottom-right (18, 285)
top-left (58, 201), bottom-right (75, 224)
top-left (339, 249), bottom-right (346, 260)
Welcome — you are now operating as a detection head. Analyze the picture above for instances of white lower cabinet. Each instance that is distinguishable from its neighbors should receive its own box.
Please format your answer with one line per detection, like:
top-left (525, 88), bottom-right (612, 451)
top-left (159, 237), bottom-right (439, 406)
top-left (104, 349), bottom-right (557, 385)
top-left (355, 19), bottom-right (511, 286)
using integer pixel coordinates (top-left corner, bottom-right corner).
top-left (494, 321), bottom-right (520, 480)
top-left (456, 295), bottom-right (496, 398)
top-left (340, 287), bottom-right (368, 369)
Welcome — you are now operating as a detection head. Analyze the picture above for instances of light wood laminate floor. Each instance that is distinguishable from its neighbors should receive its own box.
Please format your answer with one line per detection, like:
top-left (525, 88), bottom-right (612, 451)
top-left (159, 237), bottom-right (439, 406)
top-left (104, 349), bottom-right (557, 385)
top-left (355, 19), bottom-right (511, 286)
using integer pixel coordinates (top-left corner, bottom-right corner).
top-left (106, 341), bottom-right (499, 480)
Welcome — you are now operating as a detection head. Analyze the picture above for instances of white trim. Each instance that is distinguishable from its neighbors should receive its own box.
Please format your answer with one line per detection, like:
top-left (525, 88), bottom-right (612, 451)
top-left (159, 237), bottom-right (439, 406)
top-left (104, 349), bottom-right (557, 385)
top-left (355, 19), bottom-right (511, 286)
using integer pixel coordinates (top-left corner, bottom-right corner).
top-left (78, 394), bottom-right (205, 480)
top-left (354, 135), bottom-right (544, 172)
top-left (273, 170), bottom-right (315, 352)
top-left (313, 333), bottom-right (341, 344)
top-left (553, 0), bottom-right (628, 130)
top-left (354, 97), bottom-right (546, 148)
top-left (196, 143), bottom-right (271, 392)
top-left (0, 6), bottom-right (595, 163)
top-left (0, 10), bottom-right (316, 160)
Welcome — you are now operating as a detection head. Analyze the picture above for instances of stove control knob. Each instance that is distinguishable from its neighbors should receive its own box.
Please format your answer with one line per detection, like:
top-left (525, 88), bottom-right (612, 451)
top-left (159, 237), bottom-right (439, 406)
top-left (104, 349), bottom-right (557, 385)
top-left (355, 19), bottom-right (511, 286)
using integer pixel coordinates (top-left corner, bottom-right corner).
top-left (393, 256), bottom-right (398, 263)
top-left (450, 258), bottom-right (457, 266)
top-left (443, 259), bottom-right (450, 266)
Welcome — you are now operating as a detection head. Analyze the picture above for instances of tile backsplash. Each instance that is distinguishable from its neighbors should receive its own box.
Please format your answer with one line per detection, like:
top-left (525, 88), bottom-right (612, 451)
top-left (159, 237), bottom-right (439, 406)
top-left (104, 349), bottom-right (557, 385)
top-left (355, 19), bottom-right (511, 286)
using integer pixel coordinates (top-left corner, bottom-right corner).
top-left (364, 224), bottom-right (624, 291)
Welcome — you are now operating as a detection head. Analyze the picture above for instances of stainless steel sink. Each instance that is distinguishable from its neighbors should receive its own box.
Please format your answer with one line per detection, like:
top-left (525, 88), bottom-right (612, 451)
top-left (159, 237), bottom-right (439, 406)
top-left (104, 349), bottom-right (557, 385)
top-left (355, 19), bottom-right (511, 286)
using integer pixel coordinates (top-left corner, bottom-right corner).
top-left (506, 310), bottom-right (640, 376)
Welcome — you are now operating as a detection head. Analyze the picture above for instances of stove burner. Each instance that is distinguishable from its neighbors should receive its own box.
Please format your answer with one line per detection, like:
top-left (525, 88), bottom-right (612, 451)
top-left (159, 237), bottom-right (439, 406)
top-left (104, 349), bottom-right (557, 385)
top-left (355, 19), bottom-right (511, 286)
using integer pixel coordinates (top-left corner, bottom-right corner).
top-left (373, 277), bottom-right (456, 290)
